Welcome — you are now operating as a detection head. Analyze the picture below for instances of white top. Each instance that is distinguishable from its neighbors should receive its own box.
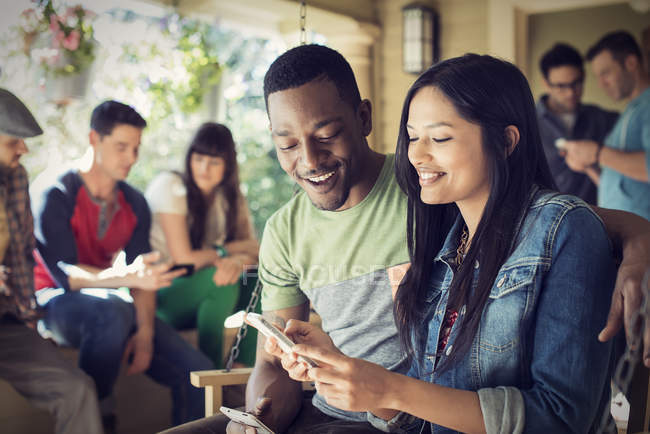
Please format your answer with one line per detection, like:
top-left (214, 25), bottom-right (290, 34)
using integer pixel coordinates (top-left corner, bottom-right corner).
top-left (145, 171), bottom-right (254, 262)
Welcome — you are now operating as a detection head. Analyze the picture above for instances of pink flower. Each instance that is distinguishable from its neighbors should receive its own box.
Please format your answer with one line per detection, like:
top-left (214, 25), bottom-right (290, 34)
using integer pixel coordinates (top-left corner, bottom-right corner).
top-left (49, 15), bottom-right (61, 32)
top-left (51, 30), bottom-right (65, 48)
top-left (62, 30), bottom-right (80, 51)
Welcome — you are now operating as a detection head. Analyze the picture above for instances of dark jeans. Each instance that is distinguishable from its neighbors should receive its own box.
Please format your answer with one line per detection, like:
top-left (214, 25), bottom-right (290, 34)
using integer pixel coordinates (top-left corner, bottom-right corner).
top-left (159, 393), bottom-right (385, 434)
top-left (37, 288), bottom-right (215, 425)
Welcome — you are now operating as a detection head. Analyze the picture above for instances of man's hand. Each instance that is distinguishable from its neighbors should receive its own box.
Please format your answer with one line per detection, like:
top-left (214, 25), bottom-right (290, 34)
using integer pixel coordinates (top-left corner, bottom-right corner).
top-left (263, 319), bottom-right (337, 382)
top-left (213, 256), bottom-right (244, 286)
top-left (599, 230), bottom-right (650, 367)
top-left (563, 139), bottom-right (599, 172)
top-left (129, 252), bottom-right (186, 291)
top-left (122, 329), bottom-right (154, 375)
top-left (226, 397), bottom-right (272, 434)
top-left (0, 265), bottom-right (9, 295)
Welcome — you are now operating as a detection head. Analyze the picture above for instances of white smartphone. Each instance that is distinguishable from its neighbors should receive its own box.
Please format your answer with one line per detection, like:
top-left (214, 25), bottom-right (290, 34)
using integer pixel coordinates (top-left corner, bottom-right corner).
top-left (245, 313), bottom-right (318, 368)
top-left (220, 406), bottom-right (275, 434)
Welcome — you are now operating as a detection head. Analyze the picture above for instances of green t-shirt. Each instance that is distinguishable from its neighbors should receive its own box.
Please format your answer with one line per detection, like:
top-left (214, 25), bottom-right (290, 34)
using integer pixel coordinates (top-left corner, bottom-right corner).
top-left (259, 154), bottom-right (408, 374)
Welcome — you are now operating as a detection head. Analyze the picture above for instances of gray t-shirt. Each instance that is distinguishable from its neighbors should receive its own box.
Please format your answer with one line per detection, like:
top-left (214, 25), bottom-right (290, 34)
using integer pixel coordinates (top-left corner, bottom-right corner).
top-left (259, 154), bottom-right (410, 421)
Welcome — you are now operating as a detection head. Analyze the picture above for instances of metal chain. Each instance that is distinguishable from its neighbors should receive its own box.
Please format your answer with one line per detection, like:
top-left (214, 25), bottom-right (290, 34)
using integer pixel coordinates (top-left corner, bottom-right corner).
top-left (224, 272), bottom-right (263, 371)
top-left (597, 268), bottom-right (650, 433)
top-left (299, 1), bottom-right (307, 45)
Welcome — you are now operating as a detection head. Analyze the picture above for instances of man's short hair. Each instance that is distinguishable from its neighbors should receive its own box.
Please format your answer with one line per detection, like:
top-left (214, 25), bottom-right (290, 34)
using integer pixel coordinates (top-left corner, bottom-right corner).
top-left (263, 44), bottom-right (362, 111)
top-left (586, 30), bottom-right (642, 65)
top-left (539, 43), bottom-right (584, 79)
top-left (90, 100), bottom-right (146, 137)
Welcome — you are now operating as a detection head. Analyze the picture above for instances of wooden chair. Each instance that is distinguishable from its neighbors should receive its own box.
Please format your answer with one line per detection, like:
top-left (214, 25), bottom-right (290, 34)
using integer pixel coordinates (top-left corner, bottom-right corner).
top-left (192, 311), bottom-right (321, 417)
top-left (191, 368), bottom-right (315, 417)
top-left (626, 361), bottom-right (650, 433)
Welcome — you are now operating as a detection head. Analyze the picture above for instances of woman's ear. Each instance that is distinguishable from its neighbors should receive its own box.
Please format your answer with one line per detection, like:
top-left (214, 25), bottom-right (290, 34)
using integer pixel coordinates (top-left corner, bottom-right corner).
top-left (504, 125), bottom-right (520, 157)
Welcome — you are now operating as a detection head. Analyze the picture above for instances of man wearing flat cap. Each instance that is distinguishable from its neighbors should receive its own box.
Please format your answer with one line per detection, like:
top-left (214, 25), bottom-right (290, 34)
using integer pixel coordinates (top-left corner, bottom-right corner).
top-left (0, 88), bottom-right (102, 434)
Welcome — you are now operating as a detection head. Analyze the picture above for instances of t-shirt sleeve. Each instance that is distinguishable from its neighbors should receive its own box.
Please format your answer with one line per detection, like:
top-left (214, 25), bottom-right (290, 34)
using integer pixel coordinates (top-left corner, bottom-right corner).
top-left (259, 216), bottom-right (307, 311)
top-left (641, 103), bottom-right (650, 174)
top-left (144, 172), bottom-right (187, 215)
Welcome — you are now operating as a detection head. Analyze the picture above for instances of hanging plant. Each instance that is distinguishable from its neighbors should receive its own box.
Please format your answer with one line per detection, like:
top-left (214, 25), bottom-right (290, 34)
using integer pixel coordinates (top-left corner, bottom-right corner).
top-left (20, 0), bottom-right (97, 77)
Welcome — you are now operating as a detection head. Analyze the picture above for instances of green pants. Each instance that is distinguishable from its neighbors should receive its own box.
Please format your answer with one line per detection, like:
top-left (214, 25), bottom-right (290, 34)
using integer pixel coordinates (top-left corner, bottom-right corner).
top-left (156, 266), bottom-right (259, 367)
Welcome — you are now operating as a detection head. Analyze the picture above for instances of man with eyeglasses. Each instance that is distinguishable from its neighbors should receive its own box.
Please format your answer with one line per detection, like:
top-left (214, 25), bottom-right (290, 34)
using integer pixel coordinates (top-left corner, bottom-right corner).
top-left (536, 42), bottom-right (618, 204)
top-left (564, 31), bottom-right (650, 220)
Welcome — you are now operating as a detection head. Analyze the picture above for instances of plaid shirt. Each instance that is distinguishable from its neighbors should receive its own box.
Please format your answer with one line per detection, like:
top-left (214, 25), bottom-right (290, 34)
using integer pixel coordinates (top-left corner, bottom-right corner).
top-left (0, 164), bottom-right (38, 322)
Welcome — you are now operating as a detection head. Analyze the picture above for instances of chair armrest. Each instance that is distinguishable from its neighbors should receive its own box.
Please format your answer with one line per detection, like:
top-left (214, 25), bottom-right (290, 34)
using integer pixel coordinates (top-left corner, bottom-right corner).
top-left (190, 368), bottom-right (315, 417)
top-left (190, 368), bottom-right (253, 417)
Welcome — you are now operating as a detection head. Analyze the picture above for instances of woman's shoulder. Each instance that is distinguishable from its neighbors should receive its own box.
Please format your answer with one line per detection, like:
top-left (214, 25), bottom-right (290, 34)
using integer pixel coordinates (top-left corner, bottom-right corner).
top-left (144, 171), bottom-right (188, 214)
top-left (146, 171), bottom-right (186, 197)
top-left (528, 190), bottom-right (598, 222)
top-left (517, 189), bottom-right (608, 258)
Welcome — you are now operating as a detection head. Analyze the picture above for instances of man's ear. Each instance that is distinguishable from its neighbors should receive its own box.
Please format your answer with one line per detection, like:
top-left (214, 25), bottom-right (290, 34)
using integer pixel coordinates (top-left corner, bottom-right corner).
top-left (504, 125), bottom-right (520, 157)
top-left (357, 99), bottom-right (373, 137)
top-left (624, 53), bottom-right (639, 73)
top-left (89, 129), bottom-right (99, 147)
top-left (542, 77), bottom-right (551, 92)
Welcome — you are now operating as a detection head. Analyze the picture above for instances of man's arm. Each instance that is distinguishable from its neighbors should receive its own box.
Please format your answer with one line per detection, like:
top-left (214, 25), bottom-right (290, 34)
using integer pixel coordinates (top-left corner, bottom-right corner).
top-left (592, 206), bottom-right (650, 367)
top-left (232, 302), bottom-right (310, 433)
top-left (125, 289), bottom-right (156, 375)
top-left (63, 253), bottom-right (185, 291)
top-left (599, 148), bottom-right (648, 182)
top-left (563, 140), bottom-right (648, 182)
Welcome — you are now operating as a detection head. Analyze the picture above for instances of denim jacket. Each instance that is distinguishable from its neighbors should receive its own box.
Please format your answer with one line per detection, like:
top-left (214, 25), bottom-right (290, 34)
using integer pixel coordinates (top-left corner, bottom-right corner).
top-left (371, 189), bottom-right (616, 434)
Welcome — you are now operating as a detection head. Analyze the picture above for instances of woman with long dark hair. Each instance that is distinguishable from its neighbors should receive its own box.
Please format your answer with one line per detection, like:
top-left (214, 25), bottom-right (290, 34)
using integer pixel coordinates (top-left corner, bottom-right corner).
top-left (145, 122), bottom-right (259, 367)
top-left (277, 54), bottom-right (617, 432)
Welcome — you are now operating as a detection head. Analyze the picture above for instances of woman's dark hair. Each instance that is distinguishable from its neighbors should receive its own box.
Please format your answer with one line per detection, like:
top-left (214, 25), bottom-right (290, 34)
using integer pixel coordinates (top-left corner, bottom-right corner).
top-left (184, 122), bottom-right (242, 249)
top-left (394, 54), bottom-right (556, 371)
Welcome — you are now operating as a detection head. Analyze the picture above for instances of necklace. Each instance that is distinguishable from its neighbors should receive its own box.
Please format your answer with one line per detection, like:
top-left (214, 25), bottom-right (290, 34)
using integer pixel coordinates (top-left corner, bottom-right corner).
top-left (455, 226), bottom-right (469, 267)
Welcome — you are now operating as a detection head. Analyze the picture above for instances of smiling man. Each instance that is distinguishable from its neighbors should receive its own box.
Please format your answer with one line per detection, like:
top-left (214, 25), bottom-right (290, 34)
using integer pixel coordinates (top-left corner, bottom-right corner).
top-left (31, 100), bottom-right (213, 432)
top-left (164, 45), bottom-right (650, 434)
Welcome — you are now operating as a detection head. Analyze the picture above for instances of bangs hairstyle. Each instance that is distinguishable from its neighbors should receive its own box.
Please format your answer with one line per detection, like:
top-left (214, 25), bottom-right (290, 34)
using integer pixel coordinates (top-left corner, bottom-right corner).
top-left (184, 122), bottom-right (242, 249)
top-left (393, 54), bottom-right (556, 371)
top-left (263, 44), bottom-right (361, 111)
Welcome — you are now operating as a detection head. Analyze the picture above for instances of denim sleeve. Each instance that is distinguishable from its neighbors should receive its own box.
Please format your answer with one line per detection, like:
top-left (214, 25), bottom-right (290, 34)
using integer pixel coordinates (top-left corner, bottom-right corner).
top-left (477, 386), bottom-right (525, 434)
top-left (366, 410), bottom-right (420, 433)
top-left (520, 206), bottom-right (616, 433)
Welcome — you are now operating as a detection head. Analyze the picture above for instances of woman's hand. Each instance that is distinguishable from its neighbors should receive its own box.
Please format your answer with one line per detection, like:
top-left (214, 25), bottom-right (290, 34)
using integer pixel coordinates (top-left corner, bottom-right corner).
top-left (293, 344), bottom-right (394, 412)
top-left (213, 256), bottom-right (244, 286)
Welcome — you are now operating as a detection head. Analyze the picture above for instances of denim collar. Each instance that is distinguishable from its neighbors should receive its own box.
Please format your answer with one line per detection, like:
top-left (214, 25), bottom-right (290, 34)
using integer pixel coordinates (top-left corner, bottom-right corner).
top-left (433, 185), bottom-right (541, 263)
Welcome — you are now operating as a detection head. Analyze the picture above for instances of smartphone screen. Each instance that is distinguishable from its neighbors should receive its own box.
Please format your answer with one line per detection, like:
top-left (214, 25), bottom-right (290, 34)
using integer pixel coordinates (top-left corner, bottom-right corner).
top-left (220, 406), bottom-right (275, 434)
top-left (169, 263), bottom-right (195, 276)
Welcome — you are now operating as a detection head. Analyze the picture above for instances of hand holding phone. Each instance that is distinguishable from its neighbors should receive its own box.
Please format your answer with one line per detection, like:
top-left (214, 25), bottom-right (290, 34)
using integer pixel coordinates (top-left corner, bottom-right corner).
top-left (245, 313), bottom-right (318, 368)
top-left (221, 406), bottom-right (275, 434)
top-left (169, 263), bottom-right (195, 276)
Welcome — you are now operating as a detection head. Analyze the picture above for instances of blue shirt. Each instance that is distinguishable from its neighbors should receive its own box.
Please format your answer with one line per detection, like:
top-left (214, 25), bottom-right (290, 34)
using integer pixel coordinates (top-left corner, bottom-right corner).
top-left (599, 87), bottom-right (650, 219)
top-left (408, 189), bottom-right (616, 433)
